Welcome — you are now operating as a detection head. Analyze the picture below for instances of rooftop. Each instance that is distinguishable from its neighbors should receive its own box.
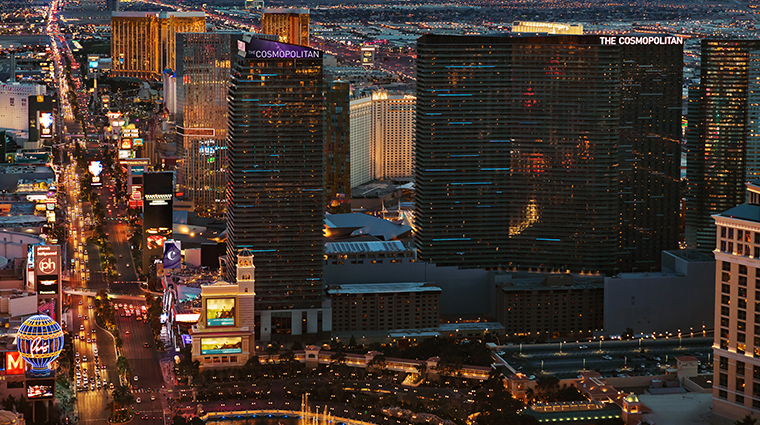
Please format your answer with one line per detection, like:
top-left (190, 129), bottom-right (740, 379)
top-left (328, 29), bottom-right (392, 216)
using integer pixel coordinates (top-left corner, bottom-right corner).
top-left (716, 203), bottom-right (760, 223)
top-left (325, 240), bottom-right (410, 255)
top-left (326, 282), bottom-right (440, 295)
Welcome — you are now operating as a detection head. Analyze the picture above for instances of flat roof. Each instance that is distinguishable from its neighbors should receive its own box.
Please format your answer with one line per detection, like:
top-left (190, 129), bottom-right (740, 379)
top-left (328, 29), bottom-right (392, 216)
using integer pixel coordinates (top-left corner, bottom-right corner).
top-left (439, 322), bottom-right (505, 331)
top-left (327, 282), bottom-right (440, 295)
top-left (664, 249), bottom-right (713, 263)
top-left (325, 240), bottom-right (409, 255)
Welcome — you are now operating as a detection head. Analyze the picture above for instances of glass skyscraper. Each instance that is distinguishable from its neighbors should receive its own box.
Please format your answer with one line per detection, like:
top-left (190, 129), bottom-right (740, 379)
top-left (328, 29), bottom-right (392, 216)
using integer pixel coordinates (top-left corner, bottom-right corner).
top-left (415, 34), bottom-right (683, 274)
top-left (226, 36), bottom-right (325, 313)
top-left (175, 31), bottom-right (252, 216)
top-left (687, 40), bottom-right (760, 253)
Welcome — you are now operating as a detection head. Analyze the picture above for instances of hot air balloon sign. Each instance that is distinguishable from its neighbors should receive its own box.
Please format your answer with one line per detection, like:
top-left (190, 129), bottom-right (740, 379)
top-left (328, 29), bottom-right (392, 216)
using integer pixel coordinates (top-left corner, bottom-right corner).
top-left (16, 315), bottom-right (64, 375)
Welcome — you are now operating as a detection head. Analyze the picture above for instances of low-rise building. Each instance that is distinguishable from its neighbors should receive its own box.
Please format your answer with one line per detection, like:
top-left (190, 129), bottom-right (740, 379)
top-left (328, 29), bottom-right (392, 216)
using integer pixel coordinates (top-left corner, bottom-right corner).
top-left (495, 274), bottom-right (604, 339)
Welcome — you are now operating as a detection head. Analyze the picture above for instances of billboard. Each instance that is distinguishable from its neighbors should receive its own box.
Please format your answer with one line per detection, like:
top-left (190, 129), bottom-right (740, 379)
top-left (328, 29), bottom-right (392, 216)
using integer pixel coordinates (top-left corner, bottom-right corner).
top-left (36, 275), bottom-right (58, 295)
top-left (163, 240), bottom-right (181, 269)
top-left (37, 111), bottom-right (53, 139)
top-left (205, 298), bottom-right (236, 327)
top-left (120, 139), bottom-right (132, 150)
top-left (6, 352), bottom-right (24, 375)
top-left (133, 138), bottom-right (144, 147)
top-left (201, 337), bottom-right (242, 355)
top-left (34, 246), bottom-right (60, 276)
top-left (27, 379), bottom-right (55, 399)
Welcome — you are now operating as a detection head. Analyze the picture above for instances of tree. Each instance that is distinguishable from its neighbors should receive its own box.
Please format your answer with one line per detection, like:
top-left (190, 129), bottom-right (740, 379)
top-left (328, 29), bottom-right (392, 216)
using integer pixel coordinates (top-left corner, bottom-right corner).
top-left (622, 327), bottom-right (635, 340)
top-left (330, 350), bottom-right (347, 366)
top-left (736, 415), bottom-right (759, 425)
top-left (368, 354), bottom-right (387, 373)
top-left (265, 345), bottom-right (279, 362)
top-left (291, 341), bottom-right (303, 351)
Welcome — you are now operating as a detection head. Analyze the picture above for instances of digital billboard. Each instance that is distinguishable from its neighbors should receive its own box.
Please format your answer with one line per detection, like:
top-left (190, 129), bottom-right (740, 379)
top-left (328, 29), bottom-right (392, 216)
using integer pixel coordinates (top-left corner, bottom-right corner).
top-left (205, 298), bottom-right (236, 327)
top-left (37, 111), bottom-right (53, 139)
top-left (201, 337), bottom-right (242, 355)
top-left (143, 172), bottom-right (174, 270)
top-left (118, 150), bottom-right (131, 159)
top-left (133, 138), bottom-right (144, 146)
top-left (36, 275), bottom-right (58, 295)
top-left (120, 139), bottom-right (132, 149)
top-left (27, 379), bottom-right (55, 399)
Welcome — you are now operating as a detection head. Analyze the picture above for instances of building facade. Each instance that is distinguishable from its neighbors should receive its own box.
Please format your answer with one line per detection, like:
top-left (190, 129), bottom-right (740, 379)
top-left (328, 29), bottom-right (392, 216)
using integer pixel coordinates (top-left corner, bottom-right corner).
top-left (0, 83), bottom-right (46, 143)
top-left (711, 184), bottom-right (760, 419)
top-left (175, 31), bottom-right (246, 216)
top-left (511, 21), bottom-right (583, 34)
top-left (191, 250), bottom-right (256, 369)
top-left (415, 34), bottom-right (682, 274)
top-left (226, 36), bottom-right (328, 341)
top-left (261, 8), bottom-right (309, 47)
top-left (687, 40), bottom-right (760, 253)
top-left (495, 274), bottom-right (604, 339)
top-left (325, 80), bottom-right (351, 213)
top-left (110, 12), bottom-right (206, 79)
top-left (328, 282), bottom-right (440, 333)
top-left (349, 90), bottom-right (415, 188)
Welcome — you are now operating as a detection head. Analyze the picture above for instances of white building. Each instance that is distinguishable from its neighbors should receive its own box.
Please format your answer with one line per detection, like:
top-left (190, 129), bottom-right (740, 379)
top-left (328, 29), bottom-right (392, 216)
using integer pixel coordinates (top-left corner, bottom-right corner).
top-left (349, 90), bottom-right (415, 188)
top-left (0, 83), bottom-right (46, 142)
top-left (191, 249), bottom-right (256, 368)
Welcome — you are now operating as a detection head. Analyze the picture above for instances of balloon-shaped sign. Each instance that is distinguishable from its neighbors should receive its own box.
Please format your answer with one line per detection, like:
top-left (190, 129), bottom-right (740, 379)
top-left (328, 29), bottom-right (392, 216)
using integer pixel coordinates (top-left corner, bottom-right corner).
top-left (16, 315), bottom-right (64, 375)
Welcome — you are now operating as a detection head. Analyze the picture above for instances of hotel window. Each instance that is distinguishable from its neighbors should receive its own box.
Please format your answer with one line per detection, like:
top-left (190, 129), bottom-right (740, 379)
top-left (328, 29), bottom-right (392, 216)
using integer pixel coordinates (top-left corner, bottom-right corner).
top-left (720, 373), bottom-right (728, 387)
top-left (740, 276), bottom-right (748, 286)
top-left (723, 284), bottom-right (731, 294)
top-left (722, 226), bottom-right (728, 238)
top-left (740, 230), bottom-right (745, 241)
top-left (725, 262), bottom-right (733, 272)
top-left (730, 228), bottom-right (735, 239)
top-left (723, 272), bottom-right (731, 282)
top-left (741, 265), bottom-right (748, 275)
top-left (738, 361), bottom-right (746, 376)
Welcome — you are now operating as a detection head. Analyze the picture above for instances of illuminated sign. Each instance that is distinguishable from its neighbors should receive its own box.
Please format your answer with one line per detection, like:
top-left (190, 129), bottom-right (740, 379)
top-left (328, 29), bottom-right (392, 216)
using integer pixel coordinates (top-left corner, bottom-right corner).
top-left (181, 334), bottom-right (192, 345)
top-left (6, 352), bottom-right (24, 375)
top-left (16, 315), bottom-right (64, 374)
top-left (240, 38), bottom-right (323, 59)
top-left (38, 112), bottom-right (53, 139)
top-left (27, 379), bottom-right (55, 399)
top-left (36, 275), bottom-right (58, 295)
top-left (121, 139), bottom-right (132, 149)
top-left (34, 246), bottom-right (60, 276)
top-left (205, 298), bottom-right (236, 327)
top-left (118, 150), bottom-right (131, 159)
top-left (89, 61), bottom-right (99, 68)
top-left (201, 337), bottom-right (242, 355)
top-left (146, 234), bottom-right (166, 250)
top-left (163, 240), bottom-right (181, 269)
top-left (599, 36), bottom-right (683, 45)
top-left (133, 138), bottom-right (143, 146)
top-left (175, 313), bottom-right (200, 323)
top-left (88, 161), bottom-right (103, 177)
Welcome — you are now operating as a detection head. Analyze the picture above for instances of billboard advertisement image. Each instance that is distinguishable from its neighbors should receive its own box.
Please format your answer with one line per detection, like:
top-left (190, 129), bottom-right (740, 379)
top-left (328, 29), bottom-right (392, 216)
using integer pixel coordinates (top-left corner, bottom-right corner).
top-left (38, 111), bottom-right (53, 139)
top-left (27, 379), bottom-right (55, 399)
top-left (205, 298), bottom-right (236, 327)
top-left (6, 352), bottom-right (24, 375)
top-left (201, 337), bottom-right (242, 355)
top-left (36, 275), bottom-right (58, 295)
top-left (34, 246), bottom-right (60, 276)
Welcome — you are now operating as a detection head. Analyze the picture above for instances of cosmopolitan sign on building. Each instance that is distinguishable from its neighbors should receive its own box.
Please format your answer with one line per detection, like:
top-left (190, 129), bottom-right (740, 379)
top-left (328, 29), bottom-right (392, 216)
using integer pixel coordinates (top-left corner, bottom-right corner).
top-left (239, 38), bottom-right (322, 60)
top-left (599, 36), bottom-right (683, 45)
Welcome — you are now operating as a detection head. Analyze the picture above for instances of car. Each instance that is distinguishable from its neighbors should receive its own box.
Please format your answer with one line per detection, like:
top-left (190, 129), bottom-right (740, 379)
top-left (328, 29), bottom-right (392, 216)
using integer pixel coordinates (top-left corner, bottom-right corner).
top-left (602, 355), bottom-right (613, 360)
top-left (76, 352), bottom-right (80, 357)
top-left (144, 342), bottom-right (150, 348)
top-left (83, 356), bottom-right (87, 362)
top-left (119, 254), bottom-right (122, 258)
top-left (134, 376), bottom-right (138, 381)
top-left (84, 316), bottom-right (88, 320)
top-left (78, 314), bottom-right (81, 318)
top-left (151, 395), bottom-right (155, 401)
top-left (579, 345), bottom-right (588, 349)
top-left (127, 264), bottom-right (130, 267)
top-left (88, 305), bottom-right (93, 309)
top-left (79, 301), bottom-right (82, 305)
top-left (136, 397), bottom-right (141, 403)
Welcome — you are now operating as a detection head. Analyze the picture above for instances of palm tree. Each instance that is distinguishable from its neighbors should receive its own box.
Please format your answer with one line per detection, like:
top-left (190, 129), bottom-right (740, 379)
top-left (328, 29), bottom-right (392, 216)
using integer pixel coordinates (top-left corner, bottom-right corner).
top-left (368, 354), bottom-right (386, 374)
top-left (736, 415), bottom-right (758, 425)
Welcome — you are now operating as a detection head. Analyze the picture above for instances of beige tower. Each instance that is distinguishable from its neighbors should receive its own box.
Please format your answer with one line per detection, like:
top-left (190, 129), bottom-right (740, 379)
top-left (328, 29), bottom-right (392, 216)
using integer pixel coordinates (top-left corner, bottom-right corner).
top-left (261, 8), bottom-right (309, 47)
top-left (236, 249), bottom-right (256, 356)
top-left (190, 249), bottom-right (257, 368)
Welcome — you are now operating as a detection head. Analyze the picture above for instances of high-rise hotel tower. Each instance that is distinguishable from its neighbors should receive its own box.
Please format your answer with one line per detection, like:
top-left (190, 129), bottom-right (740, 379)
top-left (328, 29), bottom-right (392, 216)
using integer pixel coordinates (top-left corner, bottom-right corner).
top-left (687, 40), bottom-right (760, 253)
top-left (226, 36), bottom-right (328, 341)
top-left (415, 34), bottom-right (683, 273)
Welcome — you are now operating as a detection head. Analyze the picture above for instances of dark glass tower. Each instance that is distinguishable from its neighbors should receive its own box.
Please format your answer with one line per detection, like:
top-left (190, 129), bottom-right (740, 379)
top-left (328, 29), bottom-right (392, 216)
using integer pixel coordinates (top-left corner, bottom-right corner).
top-left (325, 80), bottom-right (351, 213)
top-left (415, 34), bottom-right (683, 274)
top-left (226, 36), bottom-right (325, 310)
top-left (686, 40), bottom-right (760, 253)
